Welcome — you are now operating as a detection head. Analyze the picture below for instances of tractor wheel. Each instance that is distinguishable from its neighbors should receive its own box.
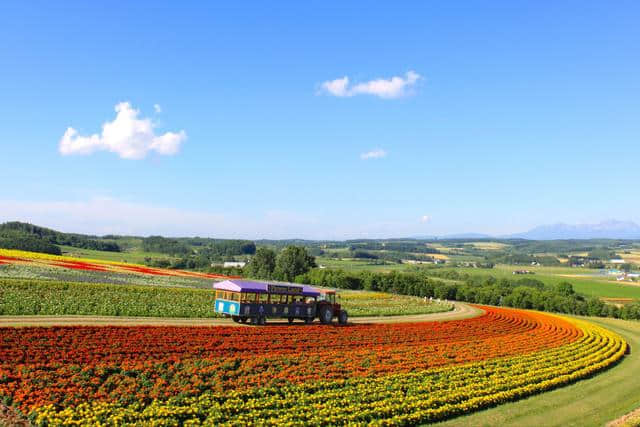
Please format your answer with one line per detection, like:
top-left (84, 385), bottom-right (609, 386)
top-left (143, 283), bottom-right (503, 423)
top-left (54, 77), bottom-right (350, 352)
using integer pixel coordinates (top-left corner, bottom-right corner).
top-left (288, 317), bottom-right (294, 324)
top-left (240, 317), bottom-right (248, 323)
top-left (250, 316), bottom-right (258, 325)
top-left (319, 306), bottom-right (334, 324)
top-left (258, 316), bottom-right (266, 326)
top-left (232, 316), bottom-right (240, 323)
top-left (338, 310), bottom-right (348, 325)
top-left (305, 317), bottom-right (312, 324)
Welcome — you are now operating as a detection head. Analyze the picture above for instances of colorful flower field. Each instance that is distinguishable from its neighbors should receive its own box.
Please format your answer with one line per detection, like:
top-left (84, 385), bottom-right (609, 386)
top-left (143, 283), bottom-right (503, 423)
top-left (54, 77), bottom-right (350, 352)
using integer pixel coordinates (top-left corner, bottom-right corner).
top-left (0, 306), bottom-right (626, 426)
top-left (0, 249), bottom-right (238, 281)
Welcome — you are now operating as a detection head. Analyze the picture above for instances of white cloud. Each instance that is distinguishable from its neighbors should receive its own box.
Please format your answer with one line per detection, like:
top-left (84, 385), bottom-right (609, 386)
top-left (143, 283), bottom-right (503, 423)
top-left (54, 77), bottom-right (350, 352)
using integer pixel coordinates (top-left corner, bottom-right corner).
top-left (153, 104), bottom-right (162, 113)
top-left (420, 215), bottom-right (431, 223)
top-left (320, 71), bottom-right (421, 99)
top-left (360, 148), bottom-right (387, 160)
top-left (321, 76), bottom-right (350, 97)
top-left (59, 102), bottom-right (186, 159)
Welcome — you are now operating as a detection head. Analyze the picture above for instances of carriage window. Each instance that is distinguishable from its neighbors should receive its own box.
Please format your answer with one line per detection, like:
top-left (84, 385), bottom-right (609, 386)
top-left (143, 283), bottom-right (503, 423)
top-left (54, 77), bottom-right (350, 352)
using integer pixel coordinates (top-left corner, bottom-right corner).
top-left (243, 292), bottom-right (257, 303)
top-left (259, 293), bottom-right (269, 303)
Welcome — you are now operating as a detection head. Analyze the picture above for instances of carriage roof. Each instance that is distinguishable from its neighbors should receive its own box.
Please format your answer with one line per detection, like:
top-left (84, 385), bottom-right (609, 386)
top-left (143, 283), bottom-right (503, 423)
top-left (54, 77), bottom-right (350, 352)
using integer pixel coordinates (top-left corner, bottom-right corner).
top-left (213, 279), bottom-right (321, 297)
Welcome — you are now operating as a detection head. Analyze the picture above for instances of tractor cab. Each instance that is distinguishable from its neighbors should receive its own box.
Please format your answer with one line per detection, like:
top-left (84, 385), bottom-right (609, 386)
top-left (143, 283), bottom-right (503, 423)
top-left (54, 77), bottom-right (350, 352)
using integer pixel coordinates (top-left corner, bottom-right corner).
top-left (317, 289), bottom-right (348, 325)
top-left (318, 289), bottom-right (337, 304)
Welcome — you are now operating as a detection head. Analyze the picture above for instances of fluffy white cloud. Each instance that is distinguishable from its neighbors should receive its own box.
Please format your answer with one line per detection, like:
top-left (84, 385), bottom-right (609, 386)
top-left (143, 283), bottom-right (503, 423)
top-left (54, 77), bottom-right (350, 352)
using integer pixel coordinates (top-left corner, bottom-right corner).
top-left (420, 215), bottom-right (431, 223)
top-left (360, 148), bottom-right (387, 160)
top-left (321, 76), bottom-right (350, 97)
top-left (59, 102), bottom-right (186, 159)
top-left (320, 71), bottom-right (421, 98)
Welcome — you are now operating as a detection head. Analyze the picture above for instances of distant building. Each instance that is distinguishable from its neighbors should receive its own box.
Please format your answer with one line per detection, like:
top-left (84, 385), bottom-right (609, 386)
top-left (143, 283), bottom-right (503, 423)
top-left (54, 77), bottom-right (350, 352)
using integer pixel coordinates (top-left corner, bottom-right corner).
top-left (402, 259), bottom-right (445, 265)
top-left (512, 270), bottom-right (534, 275)
top-left (223, 261), bottom-right (246, 268)
top-left (610, 259), bottom-right (626, 264)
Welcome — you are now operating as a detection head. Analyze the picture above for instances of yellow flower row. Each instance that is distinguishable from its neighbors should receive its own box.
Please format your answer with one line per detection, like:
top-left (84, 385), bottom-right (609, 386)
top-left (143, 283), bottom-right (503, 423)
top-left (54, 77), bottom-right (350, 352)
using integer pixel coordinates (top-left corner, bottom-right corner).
top-left (0, 248), bottom-right (224, 279)
top-left (33, 315), bottom-right (626, 426)
top-left (0, 248), bottom-right (146, 267)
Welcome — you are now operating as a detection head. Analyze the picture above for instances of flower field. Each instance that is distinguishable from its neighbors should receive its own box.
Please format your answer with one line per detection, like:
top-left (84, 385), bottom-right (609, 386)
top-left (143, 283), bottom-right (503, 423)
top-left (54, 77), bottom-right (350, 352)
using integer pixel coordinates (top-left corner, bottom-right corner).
top-left (0, 249), bottom-right (238, 281)
top-left (0, 306), bottom-right (626, 426)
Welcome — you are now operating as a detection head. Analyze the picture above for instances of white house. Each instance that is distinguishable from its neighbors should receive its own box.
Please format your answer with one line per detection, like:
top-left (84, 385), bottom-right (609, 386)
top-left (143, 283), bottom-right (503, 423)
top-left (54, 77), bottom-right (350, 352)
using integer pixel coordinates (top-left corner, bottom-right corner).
top-left (223, 261), bottom-right (246, 268)
top-left (610, 259), bottom-right (626, 264)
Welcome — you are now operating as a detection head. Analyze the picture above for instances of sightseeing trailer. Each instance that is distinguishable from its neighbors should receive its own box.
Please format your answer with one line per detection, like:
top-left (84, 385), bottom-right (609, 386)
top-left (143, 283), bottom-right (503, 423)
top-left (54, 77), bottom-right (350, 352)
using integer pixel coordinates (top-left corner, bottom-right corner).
top-left (213, 279), bottom-right (348, 325)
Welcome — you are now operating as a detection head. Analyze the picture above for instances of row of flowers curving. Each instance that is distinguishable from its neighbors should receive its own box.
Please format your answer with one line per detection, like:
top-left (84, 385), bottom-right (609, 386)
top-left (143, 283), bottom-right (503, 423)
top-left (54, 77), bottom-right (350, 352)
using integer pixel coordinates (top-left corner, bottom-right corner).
top-left (0, 306), bottom-right (627, 426)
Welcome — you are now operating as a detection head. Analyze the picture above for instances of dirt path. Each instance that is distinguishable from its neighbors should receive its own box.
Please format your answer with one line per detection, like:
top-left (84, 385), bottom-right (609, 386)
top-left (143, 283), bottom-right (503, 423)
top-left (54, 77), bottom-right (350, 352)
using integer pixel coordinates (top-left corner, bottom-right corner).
top-left (607, 407), bottom-right (640, 427)
top-left (0, 403), bottom-right (30, 427)
top-left (0, 302), bottom-right (483, 327)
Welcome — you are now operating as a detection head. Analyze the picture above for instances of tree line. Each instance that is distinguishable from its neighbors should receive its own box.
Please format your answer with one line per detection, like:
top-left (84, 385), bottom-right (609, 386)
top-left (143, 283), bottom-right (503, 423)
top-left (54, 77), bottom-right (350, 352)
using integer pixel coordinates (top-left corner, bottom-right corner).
top-left (0, 229), bottom-right (62, 255)
top-left (142, 236), bottom-right (257, 269)
top-left (0, 221), bottom-right (120, 254)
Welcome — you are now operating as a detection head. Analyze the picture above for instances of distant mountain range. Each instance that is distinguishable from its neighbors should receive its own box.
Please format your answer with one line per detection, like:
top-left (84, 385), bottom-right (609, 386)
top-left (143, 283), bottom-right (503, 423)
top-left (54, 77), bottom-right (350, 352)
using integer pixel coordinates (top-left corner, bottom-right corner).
top-left (413, 220), bottom-right (640, 241)
top-left (509, 220), bottom-right (640, 240)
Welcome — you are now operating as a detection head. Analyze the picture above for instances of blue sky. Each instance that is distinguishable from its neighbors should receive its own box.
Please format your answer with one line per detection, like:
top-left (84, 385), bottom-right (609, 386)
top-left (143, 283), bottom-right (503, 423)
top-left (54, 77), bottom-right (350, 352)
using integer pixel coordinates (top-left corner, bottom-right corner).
top-left (1, 1), bottom-right (638, 239)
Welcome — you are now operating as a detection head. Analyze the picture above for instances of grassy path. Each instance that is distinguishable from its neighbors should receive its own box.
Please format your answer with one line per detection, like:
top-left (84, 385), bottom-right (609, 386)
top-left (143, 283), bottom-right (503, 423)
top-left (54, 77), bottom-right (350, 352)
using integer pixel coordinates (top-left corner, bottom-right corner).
top-left (0, 301), bottom-right (482, 327)
top-left (435, 316), bottom-right (640, 427)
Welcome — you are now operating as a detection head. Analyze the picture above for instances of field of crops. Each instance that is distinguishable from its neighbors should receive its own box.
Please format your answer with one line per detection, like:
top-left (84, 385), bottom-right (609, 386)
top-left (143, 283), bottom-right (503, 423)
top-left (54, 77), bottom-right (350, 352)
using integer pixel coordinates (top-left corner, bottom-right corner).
top-left (434, 264), bottom-right (640, 300)
top-left (0, 278), bottom-right (452, 318)
top-left (0, 262), bottom-right (216, 289)
top-left (0, 306), bottom-right (625, 425)
top-left (0, 249), bottom-right (237, 281)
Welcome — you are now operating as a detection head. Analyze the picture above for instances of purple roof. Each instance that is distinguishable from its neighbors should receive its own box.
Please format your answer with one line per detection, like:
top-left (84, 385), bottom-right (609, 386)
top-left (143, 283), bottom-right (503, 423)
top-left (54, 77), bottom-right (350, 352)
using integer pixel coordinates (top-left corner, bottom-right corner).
top-left (213, 279), bottom-right (320, 297)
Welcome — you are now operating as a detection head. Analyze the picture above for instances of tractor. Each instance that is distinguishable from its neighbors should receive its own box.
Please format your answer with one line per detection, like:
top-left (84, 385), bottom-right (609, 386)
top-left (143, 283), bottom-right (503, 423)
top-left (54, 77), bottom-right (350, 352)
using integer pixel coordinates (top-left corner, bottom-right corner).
top-left (316, 289), bottom-right (348, 325)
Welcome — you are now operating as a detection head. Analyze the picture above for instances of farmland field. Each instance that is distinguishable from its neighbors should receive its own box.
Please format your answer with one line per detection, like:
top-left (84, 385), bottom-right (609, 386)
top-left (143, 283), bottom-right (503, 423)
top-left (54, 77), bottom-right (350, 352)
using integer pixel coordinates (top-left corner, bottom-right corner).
top-left (316, 257), bottom-right (411, 272)
top-left (59, 245), bottom-right (174, 264)
top-left (1, 246), bottom-right (638, 425)
top-left (0, 306), bottom-right (626, 425)
top-left (0, 248), bottom-right (236, 281)
top-left (441, 264), bottom-right (640, 300)
top-left (0, 278), bottom-right (453, 318)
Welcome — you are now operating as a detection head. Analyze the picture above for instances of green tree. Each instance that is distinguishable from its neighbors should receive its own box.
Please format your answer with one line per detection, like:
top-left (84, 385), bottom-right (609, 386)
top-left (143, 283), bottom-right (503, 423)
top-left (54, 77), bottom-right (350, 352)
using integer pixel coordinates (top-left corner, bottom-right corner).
top-left (555, 281), bottom-right (575, 296)
top-left (274, 246), bottom-right (316, 282)
top-left (245, 247), bottom-right (277, 279)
